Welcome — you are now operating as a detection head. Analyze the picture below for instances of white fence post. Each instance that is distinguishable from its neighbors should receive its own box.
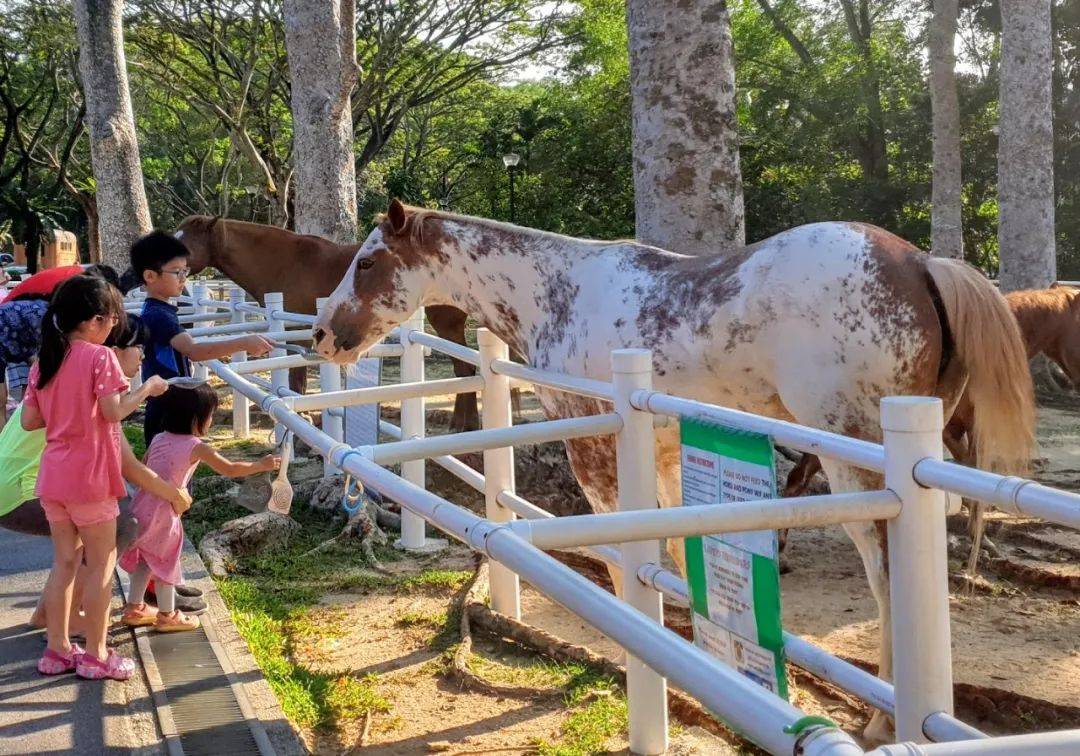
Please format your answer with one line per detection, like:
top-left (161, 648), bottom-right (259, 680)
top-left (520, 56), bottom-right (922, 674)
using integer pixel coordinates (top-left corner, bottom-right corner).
top-left (265, 291), bottom-right (287, 446)
top-left (612, 348), bottom-right (668, 755)
top-left (397, 307), bottom-right (444, 551)
top-left (191, 282), bottom-right (209, 381)
top-left (883, 396), bottom-right (953, 743)
top-left (478, 328), bottom-right (520, 619)
top-left (230, 286), bottom-right (250, 438)
top-left (317, 296), bottom-right (344, 478)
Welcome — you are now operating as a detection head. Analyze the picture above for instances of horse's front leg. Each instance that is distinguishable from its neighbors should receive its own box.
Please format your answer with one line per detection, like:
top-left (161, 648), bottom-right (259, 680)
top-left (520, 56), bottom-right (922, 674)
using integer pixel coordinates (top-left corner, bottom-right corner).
top-left (427, 305), bottom-right (479, 432)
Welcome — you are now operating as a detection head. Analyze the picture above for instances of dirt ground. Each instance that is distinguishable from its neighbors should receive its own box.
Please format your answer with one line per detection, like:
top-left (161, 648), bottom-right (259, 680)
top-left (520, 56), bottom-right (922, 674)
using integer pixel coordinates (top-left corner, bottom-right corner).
top-left (208, 356), bottom-right (1080, 753)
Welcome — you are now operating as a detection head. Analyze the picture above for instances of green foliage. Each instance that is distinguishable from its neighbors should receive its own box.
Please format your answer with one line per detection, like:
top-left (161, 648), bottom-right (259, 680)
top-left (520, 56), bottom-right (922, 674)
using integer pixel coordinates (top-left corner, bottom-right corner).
top-left (3, 0), bottom-right (1080, 276)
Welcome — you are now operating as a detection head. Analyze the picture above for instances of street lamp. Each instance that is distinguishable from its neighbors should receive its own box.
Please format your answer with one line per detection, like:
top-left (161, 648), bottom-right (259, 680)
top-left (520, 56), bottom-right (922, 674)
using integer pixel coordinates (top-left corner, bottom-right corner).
top-left (502, 152), bottom-right (521, 223)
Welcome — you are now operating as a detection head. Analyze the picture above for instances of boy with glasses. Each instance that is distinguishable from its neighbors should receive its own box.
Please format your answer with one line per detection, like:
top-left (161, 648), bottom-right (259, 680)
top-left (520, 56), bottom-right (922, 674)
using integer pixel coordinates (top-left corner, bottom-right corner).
top-left (131, 232), bottom-right (272, 445)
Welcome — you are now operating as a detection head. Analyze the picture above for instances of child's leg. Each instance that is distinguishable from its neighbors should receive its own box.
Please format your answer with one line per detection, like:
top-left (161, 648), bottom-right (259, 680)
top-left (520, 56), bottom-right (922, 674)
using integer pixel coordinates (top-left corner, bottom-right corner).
top-left (43, 519), bottom-right (81, 655)
top-left (127, 561), bottom-right (153, 607)
top-left (156, 583), bottom-right (175, 613)
top-left (78, 518), bottom-right (118, 661)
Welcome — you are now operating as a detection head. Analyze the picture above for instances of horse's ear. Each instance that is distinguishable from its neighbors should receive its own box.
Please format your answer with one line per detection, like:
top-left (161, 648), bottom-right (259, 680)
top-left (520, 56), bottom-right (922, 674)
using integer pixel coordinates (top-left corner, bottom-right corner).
top-left (387, 199), bottom-right (408, 235)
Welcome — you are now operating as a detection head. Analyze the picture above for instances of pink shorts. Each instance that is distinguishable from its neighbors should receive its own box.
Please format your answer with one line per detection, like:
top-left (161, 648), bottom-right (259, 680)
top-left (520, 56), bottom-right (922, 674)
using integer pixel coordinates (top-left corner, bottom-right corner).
top-left (41, 499), bottom-right (119, 528)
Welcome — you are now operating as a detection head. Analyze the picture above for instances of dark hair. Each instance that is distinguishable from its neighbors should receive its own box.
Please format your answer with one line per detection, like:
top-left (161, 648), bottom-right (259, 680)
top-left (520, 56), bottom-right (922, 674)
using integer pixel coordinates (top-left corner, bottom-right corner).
top-left (37, 275), bottom-right (126, 389)
top-left (106, 313), bottom-right (149, 349)
top-left (157, 383), bottom-right (219, 436)
top-left (130, 231), bottom-right (189, 277)
top-left (84, 263), bottom-right (121, 290)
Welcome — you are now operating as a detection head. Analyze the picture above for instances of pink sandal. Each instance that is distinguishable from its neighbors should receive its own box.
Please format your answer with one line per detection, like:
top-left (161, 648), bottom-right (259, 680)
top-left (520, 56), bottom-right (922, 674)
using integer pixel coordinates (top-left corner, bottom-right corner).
top-left (122, 602), bottom-right (158, 627)
top-left (154, 610), bottom-right (200, 633)
top-left (76, 649), bottom-right (135, 681)
top-left (37, 644), bottom-right (84, 676)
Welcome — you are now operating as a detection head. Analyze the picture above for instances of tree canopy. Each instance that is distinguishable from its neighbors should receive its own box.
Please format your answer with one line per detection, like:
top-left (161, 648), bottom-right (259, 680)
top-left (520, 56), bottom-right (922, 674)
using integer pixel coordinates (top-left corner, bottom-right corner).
top-left (1, 0), bottom-right (1078, 275)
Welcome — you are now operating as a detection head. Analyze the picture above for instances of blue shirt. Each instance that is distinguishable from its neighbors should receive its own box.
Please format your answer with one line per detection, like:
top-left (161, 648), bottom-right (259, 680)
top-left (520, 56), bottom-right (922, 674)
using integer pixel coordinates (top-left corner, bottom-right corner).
top-left (0, 300), bottom-right (48, 380)
top-left (140, 297), bottom-right (189, 381)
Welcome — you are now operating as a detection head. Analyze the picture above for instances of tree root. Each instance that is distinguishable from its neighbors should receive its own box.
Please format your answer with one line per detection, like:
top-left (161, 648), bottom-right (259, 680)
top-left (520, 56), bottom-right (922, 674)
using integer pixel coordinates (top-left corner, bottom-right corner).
top-left (300, 504), bottom-right (391, 570)
top-left (447, 562), bottom-right (561, 701)
top-left (446, 560), bottom-right (747, 745)
top-left (198, 511), bottom-right (301, 578)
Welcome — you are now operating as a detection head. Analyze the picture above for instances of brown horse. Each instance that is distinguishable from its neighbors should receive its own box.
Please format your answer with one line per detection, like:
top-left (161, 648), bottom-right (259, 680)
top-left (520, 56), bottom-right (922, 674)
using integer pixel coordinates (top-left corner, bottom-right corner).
top-left (782, 285), bottom-right (1080, 571)
top-left (173, 215), bottom-right (480, 430)
top-left (313, 201), bottom-right (1035, 741)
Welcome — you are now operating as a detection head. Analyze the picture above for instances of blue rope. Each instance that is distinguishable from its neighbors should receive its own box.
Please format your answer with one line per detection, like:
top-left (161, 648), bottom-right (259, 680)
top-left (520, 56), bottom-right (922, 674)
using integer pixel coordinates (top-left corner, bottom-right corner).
top-left (338, 449), bottom-right (367, 515)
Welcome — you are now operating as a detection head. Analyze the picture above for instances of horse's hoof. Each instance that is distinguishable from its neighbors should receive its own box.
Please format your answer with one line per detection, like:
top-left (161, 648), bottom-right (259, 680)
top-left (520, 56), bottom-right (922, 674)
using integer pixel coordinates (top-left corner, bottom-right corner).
top-left (778, 555), bottom-right (792, 575)
top-left (863, 712), bottom-right (894, 745)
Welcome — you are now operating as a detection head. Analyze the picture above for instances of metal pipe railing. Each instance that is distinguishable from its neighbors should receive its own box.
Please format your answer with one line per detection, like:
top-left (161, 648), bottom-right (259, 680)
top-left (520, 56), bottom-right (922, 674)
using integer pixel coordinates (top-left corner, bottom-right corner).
top-left (509, 490), bottom-right (900, 549)
top-left (635, 391), bottom-right (885, 472)
top-left (408, 330), bottom-right (481, 366)
top-left (914, 459), bottom-right (1080, 530)
top-left (287, 376), bottom-right (484, 412)
top-left (365, 413), bottom-right (622, 466)
top-left (490, 358), bottom-right (614, 401)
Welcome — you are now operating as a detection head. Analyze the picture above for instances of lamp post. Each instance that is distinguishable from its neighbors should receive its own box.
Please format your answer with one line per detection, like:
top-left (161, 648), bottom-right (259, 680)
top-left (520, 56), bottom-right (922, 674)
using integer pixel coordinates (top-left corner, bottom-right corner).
top-left (502, 152), bottom-right (521, 223)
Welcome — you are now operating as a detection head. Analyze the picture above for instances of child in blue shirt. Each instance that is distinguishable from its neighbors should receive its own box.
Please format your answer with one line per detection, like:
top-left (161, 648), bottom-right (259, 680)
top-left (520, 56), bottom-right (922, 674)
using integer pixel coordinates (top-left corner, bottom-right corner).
top-left (131, 232), bottom-right (273, 445)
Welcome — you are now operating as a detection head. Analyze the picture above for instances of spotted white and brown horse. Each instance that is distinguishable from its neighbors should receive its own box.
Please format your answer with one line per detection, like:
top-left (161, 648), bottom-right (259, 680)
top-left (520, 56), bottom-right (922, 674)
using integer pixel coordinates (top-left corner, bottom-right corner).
top-left (313, 200), bottom-right (1035, 740)
top-left (170, 215), bottom-right (480, 430)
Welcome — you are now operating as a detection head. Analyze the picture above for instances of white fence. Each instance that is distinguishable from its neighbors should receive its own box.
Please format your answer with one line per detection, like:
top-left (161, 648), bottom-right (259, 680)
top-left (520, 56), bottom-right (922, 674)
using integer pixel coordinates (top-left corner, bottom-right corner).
top-left (126, 282), bottom-right (1080, 756)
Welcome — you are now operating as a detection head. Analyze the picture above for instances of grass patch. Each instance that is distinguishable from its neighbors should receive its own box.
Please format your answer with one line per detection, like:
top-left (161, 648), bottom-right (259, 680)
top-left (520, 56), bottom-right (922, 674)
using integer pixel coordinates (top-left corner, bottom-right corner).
top-left (217, 578), bottom-right (388, 730)
top-left (123, 423), bottom-right (147, 459)
top-left (469, 655), bottom-right (588, 690)
top-left (535, 672), bottom-right (628, 756)
top-left (399, 569), bottom-right (473, 593)
top-left (395, 608), bottom-right (448, 629)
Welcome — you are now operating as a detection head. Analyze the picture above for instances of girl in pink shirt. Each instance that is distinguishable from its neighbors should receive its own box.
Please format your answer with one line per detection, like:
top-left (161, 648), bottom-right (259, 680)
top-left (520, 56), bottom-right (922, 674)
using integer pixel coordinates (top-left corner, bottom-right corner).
top-left (22, 276), bottom-right (167, 680)
top-left (120, 383), bottom-right (278, 632)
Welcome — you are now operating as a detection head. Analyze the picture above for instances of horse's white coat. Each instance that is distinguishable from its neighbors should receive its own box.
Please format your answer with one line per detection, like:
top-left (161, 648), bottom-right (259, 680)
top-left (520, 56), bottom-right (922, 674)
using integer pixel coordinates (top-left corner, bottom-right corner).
top-left (316, 212), bottom-right (949, 740)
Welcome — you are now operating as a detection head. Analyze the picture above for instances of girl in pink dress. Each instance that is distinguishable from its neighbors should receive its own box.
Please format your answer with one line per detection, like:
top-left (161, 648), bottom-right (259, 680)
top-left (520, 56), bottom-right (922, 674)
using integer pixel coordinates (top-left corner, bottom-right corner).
top-left (120, 383), bottom-right (279, 631)
top-left (22, 276), bottom-right (168, 680)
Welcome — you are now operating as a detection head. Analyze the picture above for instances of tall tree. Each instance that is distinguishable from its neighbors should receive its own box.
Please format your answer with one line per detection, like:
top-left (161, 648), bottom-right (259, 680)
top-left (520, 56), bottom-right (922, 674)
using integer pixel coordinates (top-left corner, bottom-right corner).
top-left (627, 0), bottom-right (744, 256)
top-left (998, 0), bottom-right (1056, 291)
top-left (72, 0), bottom-right (151, 269)
top-left (283, 0), bottom-right (358, 241)
top-left (929, 0), bottom-right (963, 259)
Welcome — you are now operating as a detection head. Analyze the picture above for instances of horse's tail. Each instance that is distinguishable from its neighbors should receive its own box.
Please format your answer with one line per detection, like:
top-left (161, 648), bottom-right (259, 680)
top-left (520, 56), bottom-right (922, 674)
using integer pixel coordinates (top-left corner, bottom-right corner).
top-left (926, 257), bottom-right (1036, 575)
top-left (926, 257), bottom-right (1036, 474)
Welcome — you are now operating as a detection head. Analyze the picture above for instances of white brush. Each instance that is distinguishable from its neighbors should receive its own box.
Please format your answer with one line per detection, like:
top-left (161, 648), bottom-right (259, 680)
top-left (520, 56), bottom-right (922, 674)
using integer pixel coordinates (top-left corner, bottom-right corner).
top-left (266, 430), bottom-right (294, 515)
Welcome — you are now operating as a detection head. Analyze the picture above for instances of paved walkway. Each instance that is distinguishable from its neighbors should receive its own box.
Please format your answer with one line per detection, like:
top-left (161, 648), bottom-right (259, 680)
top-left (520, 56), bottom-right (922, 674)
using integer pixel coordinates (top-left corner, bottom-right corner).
top-left (0, 528), bottom-right (161, 754)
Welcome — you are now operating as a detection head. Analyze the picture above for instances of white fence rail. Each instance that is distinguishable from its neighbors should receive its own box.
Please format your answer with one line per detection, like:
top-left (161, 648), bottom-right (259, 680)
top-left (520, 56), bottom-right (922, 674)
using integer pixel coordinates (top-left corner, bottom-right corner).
top-left (125, 282), bottom-right (1080, 756)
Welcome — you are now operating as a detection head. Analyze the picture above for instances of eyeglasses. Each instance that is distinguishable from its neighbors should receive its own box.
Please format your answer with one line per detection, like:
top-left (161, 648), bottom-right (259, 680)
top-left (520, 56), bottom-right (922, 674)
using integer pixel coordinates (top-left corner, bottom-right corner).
top-left (94, 313), bottom-right (120, 324)
top-left (158, 267), bottom-right (190, 281)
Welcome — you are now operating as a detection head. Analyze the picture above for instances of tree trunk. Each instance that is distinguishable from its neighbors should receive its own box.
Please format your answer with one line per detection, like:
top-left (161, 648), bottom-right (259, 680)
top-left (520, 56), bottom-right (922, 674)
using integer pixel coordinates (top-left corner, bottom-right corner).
top-left (998, 0), bottom-right (1056, 291)
top-left (929, 0), bottom-right (963, 260)
top-left (81, 194), bottom-right (101, 263)
top-left (627, 0), bottom-right (744, 256)
top-left (72, 0), bottom-right (152, 271)
top-left (283, 0), bottom-right (359, 242)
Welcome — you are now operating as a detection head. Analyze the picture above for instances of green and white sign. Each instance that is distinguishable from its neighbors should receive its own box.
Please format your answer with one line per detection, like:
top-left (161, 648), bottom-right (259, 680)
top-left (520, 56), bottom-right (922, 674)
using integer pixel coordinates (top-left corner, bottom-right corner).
top-left (681, 417), bottom-right (788, 699)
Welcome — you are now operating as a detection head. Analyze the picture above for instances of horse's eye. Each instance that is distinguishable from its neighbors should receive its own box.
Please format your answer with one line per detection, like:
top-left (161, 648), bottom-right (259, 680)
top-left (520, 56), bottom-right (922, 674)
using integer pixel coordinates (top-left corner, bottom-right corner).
top-left (357, 258), bottom-right (375, 270)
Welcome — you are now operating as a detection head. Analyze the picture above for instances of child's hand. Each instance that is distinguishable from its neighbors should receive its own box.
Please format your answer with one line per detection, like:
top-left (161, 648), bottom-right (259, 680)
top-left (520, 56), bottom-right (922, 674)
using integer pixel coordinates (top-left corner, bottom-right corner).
top-left (259, 454), bottom-right (282, 473)
top-left (170, 487), bottom-right (193, 515)
top-left (143, 375), bottom-right (169, 398)
top-left (243, 335), bottom-right (274, 358)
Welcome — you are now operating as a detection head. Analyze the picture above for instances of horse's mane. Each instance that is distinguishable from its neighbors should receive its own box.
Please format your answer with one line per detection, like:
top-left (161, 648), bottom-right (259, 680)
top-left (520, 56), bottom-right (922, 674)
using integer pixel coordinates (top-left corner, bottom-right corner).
top-left (377, 205), bottom-right (616, 248)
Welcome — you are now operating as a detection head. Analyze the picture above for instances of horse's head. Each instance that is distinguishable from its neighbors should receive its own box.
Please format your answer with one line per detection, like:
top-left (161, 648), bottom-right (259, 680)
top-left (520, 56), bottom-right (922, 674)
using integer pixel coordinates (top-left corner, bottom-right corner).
top-left (175, 215), bottom-right (222, 274)
top-left (313, 199), bottom-right (441, 363)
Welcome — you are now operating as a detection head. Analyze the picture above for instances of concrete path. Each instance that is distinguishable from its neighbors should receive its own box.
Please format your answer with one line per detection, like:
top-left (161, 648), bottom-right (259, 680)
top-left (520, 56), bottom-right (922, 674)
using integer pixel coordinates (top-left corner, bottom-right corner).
top-left (0, 528), bottom-right (161, 755)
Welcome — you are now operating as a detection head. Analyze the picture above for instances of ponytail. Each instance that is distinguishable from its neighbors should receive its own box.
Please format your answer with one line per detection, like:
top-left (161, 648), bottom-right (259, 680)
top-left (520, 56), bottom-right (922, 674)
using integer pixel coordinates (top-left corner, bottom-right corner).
top-left (35, 275), bottom-right (126, 390)
top-left (36, 308), bottom-right (68, 390)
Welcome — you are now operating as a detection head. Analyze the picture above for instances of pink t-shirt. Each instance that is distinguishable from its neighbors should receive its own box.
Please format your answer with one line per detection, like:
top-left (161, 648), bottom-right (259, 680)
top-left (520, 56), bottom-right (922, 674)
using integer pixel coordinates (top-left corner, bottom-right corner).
top-left (25, 340), bottom-right (129, 503)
